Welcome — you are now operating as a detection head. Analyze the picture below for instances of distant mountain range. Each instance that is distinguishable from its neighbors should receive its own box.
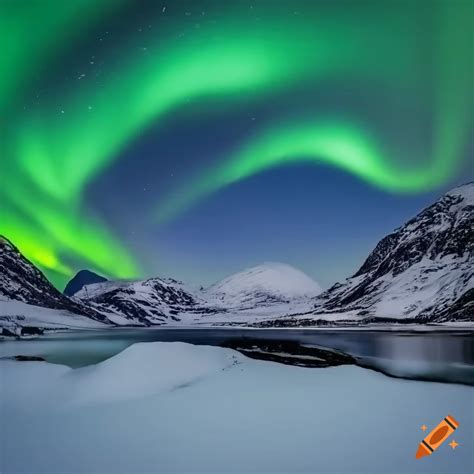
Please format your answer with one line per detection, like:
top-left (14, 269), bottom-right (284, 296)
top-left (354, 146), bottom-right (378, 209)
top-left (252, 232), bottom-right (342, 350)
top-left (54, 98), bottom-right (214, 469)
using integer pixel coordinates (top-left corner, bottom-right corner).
top-left (70, 262), bottom-right (320, 326)
top-left (73, 277), bottom-right (214, 326)
top-left (1, 183), bottom-right (473, 333)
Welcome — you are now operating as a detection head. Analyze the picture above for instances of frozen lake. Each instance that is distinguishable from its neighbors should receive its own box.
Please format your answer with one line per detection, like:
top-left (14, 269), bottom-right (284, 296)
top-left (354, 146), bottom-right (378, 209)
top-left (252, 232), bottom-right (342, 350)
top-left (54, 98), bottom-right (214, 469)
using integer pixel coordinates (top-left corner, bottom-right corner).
top-left (1, 335), bottom-right (473, 474)
top-left (1, 327), bottom-right (473, 384)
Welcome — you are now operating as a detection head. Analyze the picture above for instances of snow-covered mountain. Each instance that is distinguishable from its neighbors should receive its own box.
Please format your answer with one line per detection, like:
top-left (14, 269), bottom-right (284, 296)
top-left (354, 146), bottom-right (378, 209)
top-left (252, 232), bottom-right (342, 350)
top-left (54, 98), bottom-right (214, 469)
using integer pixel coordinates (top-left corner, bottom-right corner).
top-left (64, 269), bottom-right (107, 296)
top-left (74, 277), bottom-right (216, 326)
top-left (206, 262), bottom-right (322, 309)
top-left (312, 183), bottom-right (473, 322)
top-left (0, 236), bottom-right (109, 333)
top-left (72, 263), bottom-right (322, 326)
top-left (1, 183), bottom-right (471, 331)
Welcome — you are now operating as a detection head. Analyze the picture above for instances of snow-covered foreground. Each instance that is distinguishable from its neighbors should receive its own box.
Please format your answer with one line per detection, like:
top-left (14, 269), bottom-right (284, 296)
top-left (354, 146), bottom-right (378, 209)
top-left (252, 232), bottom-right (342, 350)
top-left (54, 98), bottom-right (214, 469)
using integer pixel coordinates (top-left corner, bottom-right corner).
top-left (1, 342), bottom-right (472, 473)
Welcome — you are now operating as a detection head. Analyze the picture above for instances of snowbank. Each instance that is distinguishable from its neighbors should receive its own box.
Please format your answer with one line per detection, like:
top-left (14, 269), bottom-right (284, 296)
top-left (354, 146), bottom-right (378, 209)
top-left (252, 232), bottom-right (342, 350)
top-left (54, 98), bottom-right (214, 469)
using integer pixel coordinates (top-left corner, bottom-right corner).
top-left (1, 342), bottom-right (472, 473)
top-left (65, 342), bottom-right (244, 405)
top-left (0, 299), bottom-right (107, 330)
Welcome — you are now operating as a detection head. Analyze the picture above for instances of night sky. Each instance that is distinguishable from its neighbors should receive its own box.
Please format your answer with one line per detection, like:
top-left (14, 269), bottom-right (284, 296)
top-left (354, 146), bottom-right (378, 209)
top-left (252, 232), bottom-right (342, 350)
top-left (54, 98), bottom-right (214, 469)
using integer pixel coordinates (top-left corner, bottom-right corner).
top-left (2, 0), bottom-right (473, 289)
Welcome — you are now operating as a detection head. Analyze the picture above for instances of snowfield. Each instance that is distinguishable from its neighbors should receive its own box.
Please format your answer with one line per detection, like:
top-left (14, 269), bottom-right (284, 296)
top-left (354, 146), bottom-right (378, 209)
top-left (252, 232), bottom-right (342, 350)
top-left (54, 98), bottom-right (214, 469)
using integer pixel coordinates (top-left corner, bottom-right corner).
top-left (64, 342), bottom-right (244, 406)
top-left (1, 342), bottom-right (472, 473)
top-left (0, 299), bottom-right (107, 331)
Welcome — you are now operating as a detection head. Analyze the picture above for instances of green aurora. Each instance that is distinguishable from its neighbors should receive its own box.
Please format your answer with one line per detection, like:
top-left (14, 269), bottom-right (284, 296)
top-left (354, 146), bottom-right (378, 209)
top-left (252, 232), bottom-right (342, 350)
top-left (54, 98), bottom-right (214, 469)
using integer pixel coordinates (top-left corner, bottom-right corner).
top-left (1, 1), bottom-right (472, 287)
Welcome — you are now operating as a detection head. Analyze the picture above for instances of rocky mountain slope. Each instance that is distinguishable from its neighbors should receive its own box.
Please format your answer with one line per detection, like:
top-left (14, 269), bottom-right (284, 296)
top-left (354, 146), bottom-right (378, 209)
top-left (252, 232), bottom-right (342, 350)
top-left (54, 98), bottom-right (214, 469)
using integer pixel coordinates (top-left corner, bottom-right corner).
top-left (64, 269), bottom-right (107, 296)
top-left (72, 263), bottom-right (322, 326)
top-left (74, 278), bottom-right (216, 326)
top-left (0, 236), bottom-right (109, 332)
top-left (312, 183), bottom-right (473, 322)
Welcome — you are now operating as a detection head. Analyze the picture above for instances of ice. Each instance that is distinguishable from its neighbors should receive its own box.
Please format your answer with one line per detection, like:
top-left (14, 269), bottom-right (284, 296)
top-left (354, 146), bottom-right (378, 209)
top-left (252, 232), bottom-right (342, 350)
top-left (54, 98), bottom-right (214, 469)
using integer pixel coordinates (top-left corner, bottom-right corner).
top-left (1, 341), bottom-right (472, 473)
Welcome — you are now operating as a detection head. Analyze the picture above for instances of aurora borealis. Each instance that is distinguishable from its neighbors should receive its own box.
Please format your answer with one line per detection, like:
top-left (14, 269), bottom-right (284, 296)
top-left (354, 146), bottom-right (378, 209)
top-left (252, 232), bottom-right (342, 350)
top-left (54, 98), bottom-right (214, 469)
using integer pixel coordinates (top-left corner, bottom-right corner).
top-left (1, 0), bottom-right (473, 289)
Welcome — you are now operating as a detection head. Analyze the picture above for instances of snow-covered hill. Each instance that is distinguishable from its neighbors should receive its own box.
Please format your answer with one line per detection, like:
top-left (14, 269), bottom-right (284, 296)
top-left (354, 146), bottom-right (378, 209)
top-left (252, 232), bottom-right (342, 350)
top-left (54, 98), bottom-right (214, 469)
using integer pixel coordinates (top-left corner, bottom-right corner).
top-left (0, 236), bottom-right (109, 333)
top-left (312, 183), bottom-right (473, 322)
top-left (205, 262), bottom-right (322, 309)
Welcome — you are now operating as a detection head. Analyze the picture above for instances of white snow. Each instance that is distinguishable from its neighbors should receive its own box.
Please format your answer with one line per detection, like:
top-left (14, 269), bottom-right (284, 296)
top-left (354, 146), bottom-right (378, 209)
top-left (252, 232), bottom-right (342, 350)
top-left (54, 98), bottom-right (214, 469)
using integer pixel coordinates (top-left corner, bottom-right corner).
top-left (446, 181), bottom-right (474, 205)
top-left (73, 277), bottom-right (209, 326)
top-left (206, 262), bottom-right (322, 308)
top-left (312, 255), bottom-right (473, 322)
top-left (69, 262), bottom-right (323, 327)
top-left (309, 182), bottom-right (474, 323)
top-left (74, 279), bottom-right (139, 299)
top-left (64, 342), bottom-right (243, 405)
top-left (0, 299), bottom-right (107, 330)
top-left (1, 184), bottom-right (472, 331)
top-left (372, 257), bottom-right (473, 318)
top-left (1, 342), bottom-right (472, 473)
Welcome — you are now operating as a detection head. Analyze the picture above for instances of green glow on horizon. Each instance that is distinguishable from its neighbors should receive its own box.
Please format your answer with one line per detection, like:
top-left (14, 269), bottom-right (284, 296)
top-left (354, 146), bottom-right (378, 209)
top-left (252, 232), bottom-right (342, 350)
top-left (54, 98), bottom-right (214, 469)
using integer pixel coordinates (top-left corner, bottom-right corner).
top-left (1, 1), bottom-right (472, 287)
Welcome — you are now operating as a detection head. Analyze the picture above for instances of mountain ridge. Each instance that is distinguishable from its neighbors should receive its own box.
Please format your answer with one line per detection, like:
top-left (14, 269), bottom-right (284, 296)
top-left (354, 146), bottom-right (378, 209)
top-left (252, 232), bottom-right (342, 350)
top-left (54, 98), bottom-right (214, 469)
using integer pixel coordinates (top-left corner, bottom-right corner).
top-left (311, 182), bottom-right (473, 322)
top-left (0, 236), bottom-right (110, 332)
top-left (1, 182), bottom-right (473, 331)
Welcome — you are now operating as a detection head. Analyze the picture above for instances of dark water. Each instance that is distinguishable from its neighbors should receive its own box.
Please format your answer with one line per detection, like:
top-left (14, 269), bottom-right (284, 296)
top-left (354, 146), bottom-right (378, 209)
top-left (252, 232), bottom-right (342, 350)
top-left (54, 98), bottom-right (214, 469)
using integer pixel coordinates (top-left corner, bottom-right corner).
top-left (1, 328), bottom-right (473, 385)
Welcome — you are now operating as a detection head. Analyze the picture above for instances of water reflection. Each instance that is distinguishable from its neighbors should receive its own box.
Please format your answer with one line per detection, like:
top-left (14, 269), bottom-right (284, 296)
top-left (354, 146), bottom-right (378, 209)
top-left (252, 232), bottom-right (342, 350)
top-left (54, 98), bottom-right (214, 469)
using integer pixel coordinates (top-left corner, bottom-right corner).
top-left (1, 328), bottom-right (473, 385)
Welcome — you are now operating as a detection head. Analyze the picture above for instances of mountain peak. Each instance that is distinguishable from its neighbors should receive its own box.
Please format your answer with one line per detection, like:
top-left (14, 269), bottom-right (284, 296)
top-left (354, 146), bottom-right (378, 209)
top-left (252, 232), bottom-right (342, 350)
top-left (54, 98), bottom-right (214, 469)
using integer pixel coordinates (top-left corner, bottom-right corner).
top-left (64, 270), bottom-right (108, 297)
top-left (206, 262), bottom-right (322, 307)
top-left (445, 181), bottom-right (474, 205)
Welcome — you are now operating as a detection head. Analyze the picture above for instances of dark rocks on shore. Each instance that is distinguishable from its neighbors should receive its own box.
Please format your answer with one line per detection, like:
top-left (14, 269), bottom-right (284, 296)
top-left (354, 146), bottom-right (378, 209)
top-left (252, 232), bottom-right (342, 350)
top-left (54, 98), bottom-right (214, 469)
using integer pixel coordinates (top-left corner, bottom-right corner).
top-left (220, 338), bottom-right (355, 368)
top-left (1, 327), bottom-right (17, 337)
top-left (0, 355), bottom-right (46, 362)
top-left (21, 326), bottom-right (44, 336)
top-left (13, 355), bottom-right (46, 362)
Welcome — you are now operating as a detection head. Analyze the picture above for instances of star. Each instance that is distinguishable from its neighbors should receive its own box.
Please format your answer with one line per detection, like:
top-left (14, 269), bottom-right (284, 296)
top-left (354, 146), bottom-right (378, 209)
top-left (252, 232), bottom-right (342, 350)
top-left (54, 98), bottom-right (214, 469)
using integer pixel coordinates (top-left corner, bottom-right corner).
top-left (421, 425), bottom-right (427, 432)
top-left (448, 440), bottom-right (459, 450)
